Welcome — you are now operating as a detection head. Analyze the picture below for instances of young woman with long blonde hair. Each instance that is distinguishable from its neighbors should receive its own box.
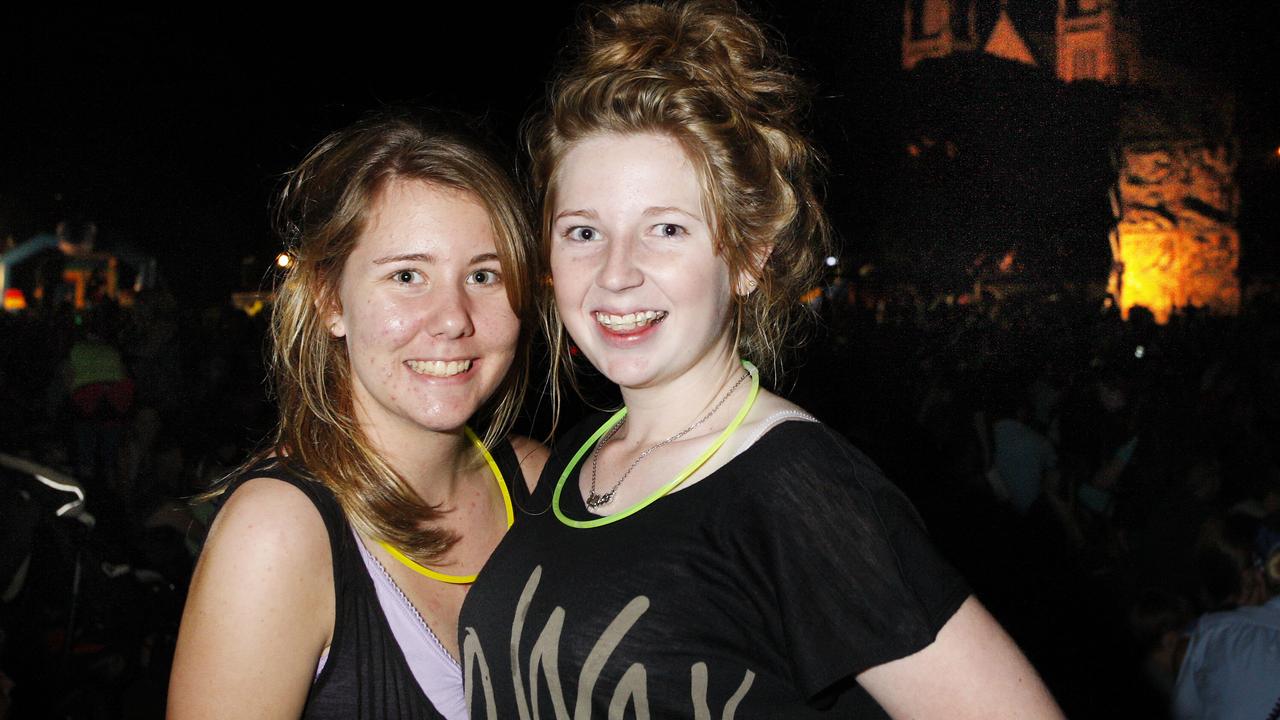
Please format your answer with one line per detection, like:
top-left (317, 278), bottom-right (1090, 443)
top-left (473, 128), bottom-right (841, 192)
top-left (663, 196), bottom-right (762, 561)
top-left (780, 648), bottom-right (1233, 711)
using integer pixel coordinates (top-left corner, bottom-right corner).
top-left (169, 113), bottom-right (546, 719)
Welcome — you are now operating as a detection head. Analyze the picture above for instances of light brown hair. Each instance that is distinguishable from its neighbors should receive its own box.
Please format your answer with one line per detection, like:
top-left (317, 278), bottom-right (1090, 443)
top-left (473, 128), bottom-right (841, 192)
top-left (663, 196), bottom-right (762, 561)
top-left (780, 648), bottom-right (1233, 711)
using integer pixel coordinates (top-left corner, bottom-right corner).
top-left (527, 0), bottom-right (831, 393)
top-left (263, 112), bottom-right (534, 564)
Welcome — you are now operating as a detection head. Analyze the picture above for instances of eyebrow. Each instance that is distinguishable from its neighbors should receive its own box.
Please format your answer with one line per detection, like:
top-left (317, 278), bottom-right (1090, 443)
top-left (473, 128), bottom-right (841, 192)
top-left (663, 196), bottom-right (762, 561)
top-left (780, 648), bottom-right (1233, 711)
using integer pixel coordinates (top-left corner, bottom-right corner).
top-left (643, 206), bottom-right (703, 222)
top-left (552, 207), bottom-right (704, 223)
top-left (373, 252), bottom-right (434, 265)
top-left (371, 252), bottom-right (499, 265)
top-left (553, 209), bottom-right (598, 223)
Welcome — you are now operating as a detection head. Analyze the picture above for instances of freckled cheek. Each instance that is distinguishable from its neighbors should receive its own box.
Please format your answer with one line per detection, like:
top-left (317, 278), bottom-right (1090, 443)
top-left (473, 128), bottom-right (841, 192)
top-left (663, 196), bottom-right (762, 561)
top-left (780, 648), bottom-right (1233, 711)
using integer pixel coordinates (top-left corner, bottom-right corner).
top-left (476, 306), bottom-right (521, 351)
top-left (380, 317), bottom-right (412, 343)
top-left (553, 286), bottom-right (587, 329)
top-left (550, 247), bottom-right (599, 278)
top-left (550, 250), bottom-right (596, 321)
top-left (654, 261), bottom-right (729, 302)
top-left (552, 267), bottom-right (591, 305)
top-left (370, 301), bottom-right (422, 345)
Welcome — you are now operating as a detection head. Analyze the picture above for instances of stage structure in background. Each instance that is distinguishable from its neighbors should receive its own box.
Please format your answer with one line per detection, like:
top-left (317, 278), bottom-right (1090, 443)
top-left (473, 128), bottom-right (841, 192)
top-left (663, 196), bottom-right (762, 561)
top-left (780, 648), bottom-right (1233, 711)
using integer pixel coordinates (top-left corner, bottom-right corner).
top-left (0, 225), bottom-right (157, 313)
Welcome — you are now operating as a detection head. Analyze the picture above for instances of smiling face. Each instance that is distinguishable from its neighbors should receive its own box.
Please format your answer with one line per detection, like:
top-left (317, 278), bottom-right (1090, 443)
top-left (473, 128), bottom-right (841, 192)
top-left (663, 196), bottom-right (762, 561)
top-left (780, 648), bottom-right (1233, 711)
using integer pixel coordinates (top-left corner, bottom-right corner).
top-left (329, 179), bottom-right (519, 443)
top-left (550, 132), bottom-right (739, 390)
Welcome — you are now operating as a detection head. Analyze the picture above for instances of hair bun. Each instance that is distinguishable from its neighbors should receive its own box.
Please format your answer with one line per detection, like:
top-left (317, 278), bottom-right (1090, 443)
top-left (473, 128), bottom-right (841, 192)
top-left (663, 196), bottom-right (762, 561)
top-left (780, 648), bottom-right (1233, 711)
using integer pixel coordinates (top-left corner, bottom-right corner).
top-left (531, 0), bottom-right (831, 380)
top-left (572, 1), bottom-right (801, 121)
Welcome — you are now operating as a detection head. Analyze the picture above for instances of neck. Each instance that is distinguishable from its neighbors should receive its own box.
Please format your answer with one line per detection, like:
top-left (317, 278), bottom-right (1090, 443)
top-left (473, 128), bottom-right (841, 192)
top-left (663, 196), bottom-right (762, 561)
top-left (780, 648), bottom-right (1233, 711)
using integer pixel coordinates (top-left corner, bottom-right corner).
top-left (617, 344), bottom-right (745, 445)
top-left (357, 413), bottom-right (477, 505)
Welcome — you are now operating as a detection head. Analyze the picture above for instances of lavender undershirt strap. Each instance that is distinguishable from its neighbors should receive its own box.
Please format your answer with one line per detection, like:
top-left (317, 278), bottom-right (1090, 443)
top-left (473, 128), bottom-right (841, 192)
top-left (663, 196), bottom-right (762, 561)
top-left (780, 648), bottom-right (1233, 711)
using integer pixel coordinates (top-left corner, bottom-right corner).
top-left (313, 531), bottom-right (466, 720)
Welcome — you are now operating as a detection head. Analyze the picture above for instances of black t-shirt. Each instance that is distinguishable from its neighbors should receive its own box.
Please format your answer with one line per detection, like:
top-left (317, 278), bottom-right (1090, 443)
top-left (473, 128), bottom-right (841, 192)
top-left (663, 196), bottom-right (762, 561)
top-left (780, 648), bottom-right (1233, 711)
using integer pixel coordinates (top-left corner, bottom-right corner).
top-left (460, 417), bottom-right (969, 718)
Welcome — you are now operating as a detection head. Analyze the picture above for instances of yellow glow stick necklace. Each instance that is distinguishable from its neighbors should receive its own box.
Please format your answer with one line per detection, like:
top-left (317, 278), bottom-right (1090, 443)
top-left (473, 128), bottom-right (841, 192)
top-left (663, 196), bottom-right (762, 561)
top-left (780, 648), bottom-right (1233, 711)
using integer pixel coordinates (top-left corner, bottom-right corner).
top-left (553, 360), bottom-right (760, 529)
top-left (378, 426), bottom-right (513, 584)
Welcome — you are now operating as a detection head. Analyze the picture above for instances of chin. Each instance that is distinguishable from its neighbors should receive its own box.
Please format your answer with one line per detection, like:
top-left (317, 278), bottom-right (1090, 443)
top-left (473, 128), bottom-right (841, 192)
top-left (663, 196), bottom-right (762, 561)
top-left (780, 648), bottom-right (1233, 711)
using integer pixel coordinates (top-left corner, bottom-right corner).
top-left (414, 414), bottom-right (477, 435)
top-left (591, 356), bottom-right (666, 391)
top-left (404, 396), bottom-right (486, 434)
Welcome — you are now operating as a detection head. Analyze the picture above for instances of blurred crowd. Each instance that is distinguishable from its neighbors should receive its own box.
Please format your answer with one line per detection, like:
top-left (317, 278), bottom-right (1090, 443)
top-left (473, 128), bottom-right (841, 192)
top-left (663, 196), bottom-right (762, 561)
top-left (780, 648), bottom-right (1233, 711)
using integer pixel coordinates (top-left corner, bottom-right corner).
top-left (2, 279), bottom-right (1278, 717)
top-left (0, 289), bottom-right (273, 717)
top-left (792, 283), bottom-right (1280, 718)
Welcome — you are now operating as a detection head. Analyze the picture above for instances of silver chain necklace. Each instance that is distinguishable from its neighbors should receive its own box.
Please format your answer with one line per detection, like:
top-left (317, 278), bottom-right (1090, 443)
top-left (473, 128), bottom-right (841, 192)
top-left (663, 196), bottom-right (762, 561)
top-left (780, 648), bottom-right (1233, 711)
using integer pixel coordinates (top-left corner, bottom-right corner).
top-left (586, 367), bottom-right (752, 509)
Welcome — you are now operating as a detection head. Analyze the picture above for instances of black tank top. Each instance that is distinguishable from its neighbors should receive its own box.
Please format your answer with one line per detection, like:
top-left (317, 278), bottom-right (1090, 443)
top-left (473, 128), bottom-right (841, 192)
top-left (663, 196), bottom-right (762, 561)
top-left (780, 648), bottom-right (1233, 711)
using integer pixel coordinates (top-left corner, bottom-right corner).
top-left (221, 440), bottom-right (527, 720)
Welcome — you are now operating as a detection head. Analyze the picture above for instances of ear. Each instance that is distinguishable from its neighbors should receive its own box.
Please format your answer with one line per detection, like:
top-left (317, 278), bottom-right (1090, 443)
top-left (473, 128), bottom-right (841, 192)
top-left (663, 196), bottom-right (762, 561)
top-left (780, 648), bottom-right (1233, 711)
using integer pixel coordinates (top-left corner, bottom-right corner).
top-left (735, 244), bottom-right (774, 297)
top-left (318, 293), bottom-right (346, 338)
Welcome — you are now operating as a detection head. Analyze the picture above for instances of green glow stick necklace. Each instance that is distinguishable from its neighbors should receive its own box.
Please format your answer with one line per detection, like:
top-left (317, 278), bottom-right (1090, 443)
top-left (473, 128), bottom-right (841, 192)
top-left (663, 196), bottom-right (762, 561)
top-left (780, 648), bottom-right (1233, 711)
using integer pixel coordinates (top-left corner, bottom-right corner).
top-left (552, 360), bottom-right (760, 529)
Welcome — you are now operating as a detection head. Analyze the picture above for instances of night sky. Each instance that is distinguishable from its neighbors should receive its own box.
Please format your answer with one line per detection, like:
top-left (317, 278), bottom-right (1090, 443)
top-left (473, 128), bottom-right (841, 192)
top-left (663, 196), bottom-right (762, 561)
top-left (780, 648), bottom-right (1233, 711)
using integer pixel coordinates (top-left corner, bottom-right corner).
top-left (2, 2), bottom-right (1276, 304)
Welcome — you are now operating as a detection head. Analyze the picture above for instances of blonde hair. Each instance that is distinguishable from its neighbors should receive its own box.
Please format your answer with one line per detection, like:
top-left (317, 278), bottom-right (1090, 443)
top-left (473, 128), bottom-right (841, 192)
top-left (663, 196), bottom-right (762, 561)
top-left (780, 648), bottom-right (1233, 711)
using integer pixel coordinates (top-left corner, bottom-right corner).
top-left (259, 112), bottom-right (534, 565)
top-left (527, 0), bottom-right (831, 395)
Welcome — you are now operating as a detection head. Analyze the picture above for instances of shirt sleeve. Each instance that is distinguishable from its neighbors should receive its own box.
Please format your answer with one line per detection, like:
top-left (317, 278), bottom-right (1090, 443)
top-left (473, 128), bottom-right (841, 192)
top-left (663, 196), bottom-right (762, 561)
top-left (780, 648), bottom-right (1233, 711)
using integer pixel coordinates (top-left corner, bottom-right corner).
top-left (1170, 633), bottom-right (1205, 720)
top-left (738, 424), bottom-right (971, 701)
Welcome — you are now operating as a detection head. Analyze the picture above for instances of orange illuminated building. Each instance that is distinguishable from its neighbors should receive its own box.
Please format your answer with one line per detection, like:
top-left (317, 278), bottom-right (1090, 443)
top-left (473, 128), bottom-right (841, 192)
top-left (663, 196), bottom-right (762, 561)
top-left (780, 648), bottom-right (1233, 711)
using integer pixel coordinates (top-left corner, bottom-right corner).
top-left (1055, 0), bottom-right (1142, 84)
top-left (902, 0), bottom-right (1240, 323)
top-left (906, 0), bottom-right (1142, 83)
top-left (1109, 142), bottom-right (1240, 323)
top-left (903, 0), bottom-right (979, 70)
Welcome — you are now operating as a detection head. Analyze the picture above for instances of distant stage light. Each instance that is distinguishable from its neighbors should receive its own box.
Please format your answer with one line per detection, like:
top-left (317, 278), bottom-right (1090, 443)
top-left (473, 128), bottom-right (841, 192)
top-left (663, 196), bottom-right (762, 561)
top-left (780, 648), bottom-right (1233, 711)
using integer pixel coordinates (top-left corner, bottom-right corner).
top-left (275, 252), bottom-right (293, 268)
top-left (1134, 345), bottom-right (1145, 359)
top-left (825, 256), bottom-right (838, 267)
top-left (3, 288), bottom-right (27, 311)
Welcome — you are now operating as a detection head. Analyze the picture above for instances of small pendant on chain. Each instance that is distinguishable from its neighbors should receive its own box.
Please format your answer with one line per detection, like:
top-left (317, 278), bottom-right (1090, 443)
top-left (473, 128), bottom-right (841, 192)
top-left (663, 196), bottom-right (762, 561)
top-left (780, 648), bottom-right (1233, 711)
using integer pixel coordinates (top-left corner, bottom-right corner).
top-left (586, 492), bottom-right (612, 508)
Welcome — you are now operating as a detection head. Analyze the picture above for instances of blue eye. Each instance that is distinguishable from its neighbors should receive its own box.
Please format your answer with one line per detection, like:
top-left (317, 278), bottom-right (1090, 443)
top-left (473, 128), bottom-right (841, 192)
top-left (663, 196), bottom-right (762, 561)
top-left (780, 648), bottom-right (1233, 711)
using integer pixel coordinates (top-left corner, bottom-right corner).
top-left (567, 226), bottom-right (599, 242)
top-left (654, 223), bottom-right (685, 237)
top-left (467, 269), bottom-right (500, 285)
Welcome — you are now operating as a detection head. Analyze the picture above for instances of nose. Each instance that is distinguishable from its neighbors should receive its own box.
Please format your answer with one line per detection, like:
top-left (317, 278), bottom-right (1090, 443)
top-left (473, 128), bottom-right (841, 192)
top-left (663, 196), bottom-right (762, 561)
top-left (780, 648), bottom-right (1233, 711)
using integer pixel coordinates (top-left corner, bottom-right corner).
top-left (596, 237), bottom-right (644, 292)
top-left (425, 283), bottom-right (474, 339)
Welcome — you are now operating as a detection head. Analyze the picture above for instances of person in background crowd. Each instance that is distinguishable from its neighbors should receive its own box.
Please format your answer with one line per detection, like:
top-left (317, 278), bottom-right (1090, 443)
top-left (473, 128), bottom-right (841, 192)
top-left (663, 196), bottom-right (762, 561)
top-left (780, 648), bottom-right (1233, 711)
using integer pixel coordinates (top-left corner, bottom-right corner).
top-left (1174, 513), bottom-right (1280, 719)
top-left (60, 304), bottom-right (133, 490)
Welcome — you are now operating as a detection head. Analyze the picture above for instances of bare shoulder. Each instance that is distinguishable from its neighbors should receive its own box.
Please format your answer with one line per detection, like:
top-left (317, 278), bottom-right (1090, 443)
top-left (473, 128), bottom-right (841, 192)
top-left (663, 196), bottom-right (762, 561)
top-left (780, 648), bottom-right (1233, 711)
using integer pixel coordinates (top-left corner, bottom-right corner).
top-left (509, 435), bottom-right (550, 494)
top-left (191, 475), bottom-right (334, 632)
top-left (168, 476), bottom-right (334, 718)
top-left (210, 476), bottom-right (331, 553)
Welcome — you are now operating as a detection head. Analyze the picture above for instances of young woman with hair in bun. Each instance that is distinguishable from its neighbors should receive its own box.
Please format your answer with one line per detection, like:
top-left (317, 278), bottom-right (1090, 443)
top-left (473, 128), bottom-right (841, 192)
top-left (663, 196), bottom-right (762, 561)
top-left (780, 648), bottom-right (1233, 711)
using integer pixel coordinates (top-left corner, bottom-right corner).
top-left (459, 3), bottom-right (1063, 717)
top-left (168, 114), bottom-right (546, 719)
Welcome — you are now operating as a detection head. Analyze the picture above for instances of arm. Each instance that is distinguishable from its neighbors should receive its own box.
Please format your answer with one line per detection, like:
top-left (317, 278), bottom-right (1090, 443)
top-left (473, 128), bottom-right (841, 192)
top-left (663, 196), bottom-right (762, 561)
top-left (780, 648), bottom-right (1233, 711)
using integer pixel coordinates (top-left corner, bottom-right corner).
top-left (1091, 436), bottom-right (1137, 491)
top-left (857, 596), bottom-right (1063, 719)
top-left (167, 478), bottom-right (335, 719)
top-left (510, 435), bottom-right (550, 495)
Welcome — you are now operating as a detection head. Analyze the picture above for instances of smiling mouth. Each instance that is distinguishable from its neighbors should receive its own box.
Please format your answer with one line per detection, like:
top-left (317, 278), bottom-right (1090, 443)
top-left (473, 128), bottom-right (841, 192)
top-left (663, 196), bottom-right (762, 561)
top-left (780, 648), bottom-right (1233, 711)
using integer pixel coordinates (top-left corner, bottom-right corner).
top-left (406, 359), bottom-right (473, 377)
top-left (594, 310), bottom-right (667, 332)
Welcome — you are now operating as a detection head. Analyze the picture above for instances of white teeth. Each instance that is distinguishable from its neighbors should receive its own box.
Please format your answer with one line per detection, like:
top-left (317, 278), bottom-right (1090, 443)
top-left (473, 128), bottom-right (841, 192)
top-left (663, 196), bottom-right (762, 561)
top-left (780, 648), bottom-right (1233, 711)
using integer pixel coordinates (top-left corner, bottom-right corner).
top-left (406, 359), bottom-right (472, 377)
top-left (594, 310), bottom-right (666, 332)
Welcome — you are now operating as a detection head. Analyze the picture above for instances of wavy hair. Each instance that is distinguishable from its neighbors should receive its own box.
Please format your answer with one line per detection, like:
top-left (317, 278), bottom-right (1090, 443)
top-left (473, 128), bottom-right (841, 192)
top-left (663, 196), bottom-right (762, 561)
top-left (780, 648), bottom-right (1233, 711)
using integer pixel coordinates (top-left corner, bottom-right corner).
top-left (526, 0), bottom-right (831, 400)
top-left (249, 112), bottom-right (534, 565)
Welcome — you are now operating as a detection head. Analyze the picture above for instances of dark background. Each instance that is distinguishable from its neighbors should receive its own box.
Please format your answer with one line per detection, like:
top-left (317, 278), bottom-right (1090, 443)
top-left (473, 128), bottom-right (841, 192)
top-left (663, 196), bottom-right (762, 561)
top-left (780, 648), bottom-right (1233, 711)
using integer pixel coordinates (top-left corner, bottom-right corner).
top-left (4, 1), bottom-right (1275, 304)
top-left (1, 3), bottom-right (1279, 718)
